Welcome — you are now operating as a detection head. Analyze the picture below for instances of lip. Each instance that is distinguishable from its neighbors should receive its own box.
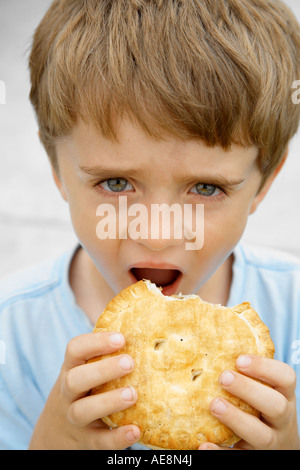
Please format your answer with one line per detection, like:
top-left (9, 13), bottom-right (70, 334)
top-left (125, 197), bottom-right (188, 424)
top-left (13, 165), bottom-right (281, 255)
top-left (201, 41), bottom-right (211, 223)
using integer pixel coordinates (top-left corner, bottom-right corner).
top-left (128, 261), bottom-right (184, 296)
top-left (128, 261), bottom-right (183, 271)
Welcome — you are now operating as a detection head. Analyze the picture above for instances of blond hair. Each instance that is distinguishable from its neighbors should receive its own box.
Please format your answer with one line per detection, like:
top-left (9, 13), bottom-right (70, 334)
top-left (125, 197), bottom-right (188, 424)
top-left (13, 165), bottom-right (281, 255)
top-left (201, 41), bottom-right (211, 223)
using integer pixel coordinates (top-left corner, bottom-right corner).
top-left (29, 0), bottom-right (300, 184)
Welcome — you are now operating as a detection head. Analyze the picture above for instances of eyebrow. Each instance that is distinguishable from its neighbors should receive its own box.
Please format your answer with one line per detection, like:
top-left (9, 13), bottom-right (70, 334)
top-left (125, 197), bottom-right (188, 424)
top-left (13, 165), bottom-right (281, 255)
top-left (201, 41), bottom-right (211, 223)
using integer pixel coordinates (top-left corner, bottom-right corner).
top-left (78, 165), bottom-right (245, 188)
top-left (79, 165), bottom-right (144, 178)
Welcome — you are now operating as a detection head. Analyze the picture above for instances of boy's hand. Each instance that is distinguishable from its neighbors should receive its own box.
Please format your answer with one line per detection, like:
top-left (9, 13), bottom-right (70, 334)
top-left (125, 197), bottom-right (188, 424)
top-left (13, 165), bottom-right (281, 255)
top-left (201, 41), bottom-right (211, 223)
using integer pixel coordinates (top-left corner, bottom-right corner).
top-left (29, 332), bottom-right (140, 450)
top-left (199, 356), bottom-right (300, 450)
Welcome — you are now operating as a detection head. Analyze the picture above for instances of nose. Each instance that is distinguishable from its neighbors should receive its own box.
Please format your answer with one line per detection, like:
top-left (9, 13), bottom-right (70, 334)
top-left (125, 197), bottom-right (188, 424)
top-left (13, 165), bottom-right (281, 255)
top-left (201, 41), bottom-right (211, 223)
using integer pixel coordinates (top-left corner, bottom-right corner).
top-left (136, 235), bottom-right (184, 252)
top-left (127, 201), bottom-right (185, 252)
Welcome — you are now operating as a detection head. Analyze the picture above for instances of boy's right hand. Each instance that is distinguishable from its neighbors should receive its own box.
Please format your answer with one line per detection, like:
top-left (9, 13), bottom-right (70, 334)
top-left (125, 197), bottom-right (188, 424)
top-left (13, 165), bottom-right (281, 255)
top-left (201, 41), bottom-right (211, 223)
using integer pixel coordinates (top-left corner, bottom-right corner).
top-left (29, 332), bottom-right (140, 450)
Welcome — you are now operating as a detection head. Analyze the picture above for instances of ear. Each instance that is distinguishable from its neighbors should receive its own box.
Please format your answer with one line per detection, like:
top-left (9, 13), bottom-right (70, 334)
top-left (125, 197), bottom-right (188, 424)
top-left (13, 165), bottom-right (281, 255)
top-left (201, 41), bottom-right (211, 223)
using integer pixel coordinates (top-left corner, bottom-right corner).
top-left (249, 149), bottom-right (288, 215)
top-left (51, 166), bottom-right (68, 202)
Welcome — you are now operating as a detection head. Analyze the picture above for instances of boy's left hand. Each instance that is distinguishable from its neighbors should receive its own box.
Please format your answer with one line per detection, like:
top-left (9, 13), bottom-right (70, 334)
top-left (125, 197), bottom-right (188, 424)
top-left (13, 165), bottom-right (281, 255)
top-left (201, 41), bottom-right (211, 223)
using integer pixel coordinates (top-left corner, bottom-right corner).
top-left (198, 355), bottom-right (300, 450)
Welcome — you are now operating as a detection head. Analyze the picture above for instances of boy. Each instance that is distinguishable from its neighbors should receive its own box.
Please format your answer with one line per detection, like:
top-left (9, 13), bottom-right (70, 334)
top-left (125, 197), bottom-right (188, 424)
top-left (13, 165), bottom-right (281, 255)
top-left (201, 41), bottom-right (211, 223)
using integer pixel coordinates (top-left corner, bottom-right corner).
top-left (0, 0), bottom-right (300, 450)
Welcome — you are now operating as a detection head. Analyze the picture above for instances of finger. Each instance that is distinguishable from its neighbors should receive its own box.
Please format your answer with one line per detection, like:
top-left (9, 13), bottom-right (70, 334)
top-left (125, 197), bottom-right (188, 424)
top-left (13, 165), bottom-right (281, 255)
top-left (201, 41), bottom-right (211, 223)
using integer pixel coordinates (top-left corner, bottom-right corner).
top-left (67, 386), bottom-right (138, 427)
top-left (199, 440), bottom-right (252, 450)
top-left (89, 425), bottom-right (141, 450)
top-left (219, 370), bottom-right (290, 427)
top-left (198, 443), bottom-right (227, 450)
top-left (209, 398), bottom-right (276, 450)
top-left (63, 353), bottom-right (134, 399)
top-left (236, 355), bottom-right (297, 400)
top-left (63, 332), bottom-right (125, 370)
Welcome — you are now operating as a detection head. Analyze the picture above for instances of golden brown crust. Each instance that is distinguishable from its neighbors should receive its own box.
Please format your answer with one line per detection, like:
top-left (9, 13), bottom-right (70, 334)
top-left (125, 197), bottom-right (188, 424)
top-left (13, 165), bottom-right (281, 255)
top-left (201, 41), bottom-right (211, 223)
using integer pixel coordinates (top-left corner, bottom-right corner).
top-left (90, 280), bottom-right (275, 450)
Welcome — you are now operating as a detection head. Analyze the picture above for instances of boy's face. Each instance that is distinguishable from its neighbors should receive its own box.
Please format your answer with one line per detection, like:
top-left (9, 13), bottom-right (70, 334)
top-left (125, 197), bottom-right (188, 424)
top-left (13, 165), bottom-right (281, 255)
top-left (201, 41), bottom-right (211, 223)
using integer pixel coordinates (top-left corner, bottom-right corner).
top-left (54, 117), bottom-right (265, 298)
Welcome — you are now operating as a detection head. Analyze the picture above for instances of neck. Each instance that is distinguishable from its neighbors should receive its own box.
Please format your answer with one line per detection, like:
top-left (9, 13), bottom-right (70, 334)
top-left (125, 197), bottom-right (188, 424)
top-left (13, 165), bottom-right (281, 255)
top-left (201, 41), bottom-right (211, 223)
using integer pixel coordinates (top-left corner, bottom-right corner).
top-left (196, 254), bottom-right (234, 306)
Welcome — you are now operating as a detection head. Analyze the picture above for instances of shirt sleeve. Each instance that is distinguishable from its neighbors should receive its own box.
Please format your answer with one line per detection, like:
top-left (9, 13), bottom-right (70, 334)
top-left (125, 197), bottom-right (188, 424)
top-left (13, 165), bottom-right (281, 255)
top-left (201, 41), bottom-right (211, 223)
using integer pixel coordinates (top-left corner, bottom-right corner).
top-left (0, 372), bottom-right (35, 450)
top-left (0, 303), bottom-right (46, 450)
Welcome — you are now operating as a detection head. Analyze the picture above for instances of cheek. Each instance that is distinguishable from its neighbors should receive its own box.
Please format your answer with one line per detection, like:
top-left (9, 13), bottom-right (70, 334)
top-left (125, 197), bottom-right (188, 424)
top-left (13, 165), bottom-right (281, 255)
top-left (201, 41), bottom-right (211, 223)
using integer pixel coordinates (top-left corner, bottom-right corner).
top-left (66, 191), bottom-right (104, 260)
top-left (68, 196), bottom-right (96, 244)
top-left (68, 196), bottom-right (123, 272)
top-left (191, 203), bottom-right (250, 276)
top-left (86, 239), bottom-right (121, 273)
top-left (204, 202), bottom-right (248, 247)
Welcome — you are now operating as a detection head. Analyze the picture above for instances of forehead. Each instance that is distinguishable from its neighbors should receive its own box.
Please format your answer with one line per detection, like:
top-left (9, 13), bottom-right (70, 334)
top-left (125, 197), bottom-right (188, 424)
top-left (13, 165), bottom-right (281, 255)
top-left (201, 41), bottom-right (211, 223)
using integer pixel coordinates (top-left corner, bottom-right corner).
top-left (58, 117), bottom-right (259, 179)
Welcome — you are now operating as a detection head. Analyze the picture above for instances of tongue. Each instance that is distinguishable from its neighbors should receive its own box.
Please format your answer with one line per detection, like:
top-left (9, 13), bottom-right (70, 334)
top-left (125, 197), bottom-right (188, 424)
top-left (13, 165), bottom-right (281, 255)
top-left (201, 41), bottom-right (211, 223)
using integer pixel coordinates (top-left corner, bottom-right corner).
top-left (131, 268), bottom-right (179, 287)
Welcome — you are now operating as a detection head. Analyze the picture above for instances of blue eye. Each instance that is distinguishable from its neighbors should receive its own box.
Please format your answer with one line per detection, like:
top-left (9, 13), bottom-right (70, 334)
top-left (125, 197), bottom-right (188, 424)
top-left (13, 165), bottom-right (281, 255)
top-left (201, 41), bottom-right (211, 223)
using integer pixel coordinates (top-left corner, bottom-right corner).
top-left (100, 178), bottom-right (133, 192)
top-left (190, 183), bottom-right (221, 197)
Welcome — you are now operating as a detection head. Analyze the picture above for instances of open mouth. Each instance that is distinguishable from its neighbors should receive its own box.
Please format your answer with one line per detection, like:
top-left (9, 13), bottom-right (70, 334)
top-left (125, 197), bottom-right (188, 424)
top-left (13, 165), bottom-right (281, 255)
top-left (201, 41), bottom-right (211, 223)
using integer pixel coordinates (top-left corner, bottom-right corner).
top-left (129, 267), bottom-right (182, 296)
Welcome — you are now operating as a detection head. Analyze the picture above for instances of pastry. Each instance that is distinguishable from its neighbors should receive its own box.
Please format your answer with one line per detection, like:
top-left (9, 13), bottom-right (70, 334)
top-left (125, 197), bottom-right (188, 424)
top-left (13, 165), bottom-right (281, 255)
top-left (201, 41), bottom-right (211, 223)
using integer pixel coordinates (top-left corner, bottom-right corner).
top-left (89, 280), bottom-right (275, 449)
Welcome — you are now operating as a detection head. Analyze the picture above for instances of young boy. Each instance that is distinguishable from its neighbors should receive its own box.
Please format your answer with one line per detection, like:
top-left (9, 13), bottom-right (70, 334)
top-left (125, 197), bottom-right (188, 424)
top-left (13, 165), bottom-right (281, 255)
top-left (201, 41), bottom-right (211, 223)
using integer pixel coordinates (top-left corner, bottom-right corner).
top-left (0, 0), bottom-right (300, 450)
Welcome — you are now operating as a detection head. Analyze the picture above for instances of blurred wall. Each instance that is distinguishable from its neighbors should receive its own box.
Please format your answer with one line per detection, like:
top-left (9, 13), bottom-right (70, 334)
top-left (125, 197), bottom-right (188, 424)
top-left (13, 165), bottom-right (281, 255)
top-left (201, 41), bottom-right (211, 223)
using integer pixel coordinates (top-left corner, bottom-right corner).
top-left (0, 0), bottom-right (299, 280)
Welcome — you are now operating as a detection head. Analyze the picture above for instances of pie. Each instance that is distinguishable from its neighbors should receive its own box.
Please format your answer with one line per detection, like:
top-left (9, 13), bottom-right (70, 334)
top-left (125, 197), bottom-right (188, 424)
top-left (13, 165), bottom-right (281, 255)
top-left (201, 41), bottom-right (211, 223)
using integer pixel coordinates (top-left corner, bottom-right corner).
top-left (89, 280), bottom-right (275, 449)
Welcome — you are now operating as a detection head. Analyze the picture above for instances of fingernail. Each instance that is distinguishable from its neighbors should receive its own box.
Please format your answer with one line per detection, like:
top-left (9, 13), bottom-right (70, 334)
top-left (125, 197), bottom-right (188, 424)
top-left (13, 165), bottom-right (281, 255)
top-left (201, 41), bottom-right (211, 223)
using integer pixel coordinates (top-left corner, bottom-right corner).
top-left (220, 370), bottom-right (235, 386)
top-left (126, 429), bottom-right (138, 442)
top-left (110, 333), bottom-right (124, 346)
top-left (199, 443), bottom-right (218, 450)
top-left (211, 398), bottom-right (228, 416)
top-left (121, 386), bottom-right (136, 402)
top-left (119, 355), bottom-right (134, 371)
top-left (237, 355), bottom-right (252, 369)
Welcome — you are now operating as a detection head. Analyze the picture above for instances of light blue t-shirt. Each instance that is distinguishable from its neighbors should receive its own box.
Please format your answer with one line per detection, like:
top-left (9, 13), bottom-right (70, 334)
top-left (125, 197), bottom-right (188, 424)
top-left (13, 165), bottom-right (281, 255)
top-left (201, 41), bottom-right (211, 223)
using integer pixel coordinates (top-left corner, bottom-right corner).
top-left (0, 243), bottom-right (299, 450)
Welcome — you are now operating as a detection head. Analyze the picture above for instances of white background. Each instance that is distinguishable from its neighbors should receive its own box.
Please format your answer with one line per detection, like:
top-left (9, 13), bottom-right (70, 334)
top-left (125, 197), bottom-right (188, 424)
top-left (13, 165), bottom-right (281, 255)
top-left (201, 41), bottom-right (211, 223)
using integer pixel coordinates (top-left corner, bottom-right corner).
top-left (0, 0), bottom-right (300, 279)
